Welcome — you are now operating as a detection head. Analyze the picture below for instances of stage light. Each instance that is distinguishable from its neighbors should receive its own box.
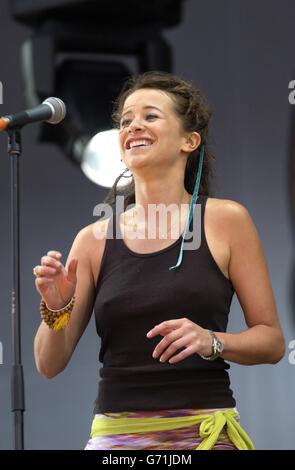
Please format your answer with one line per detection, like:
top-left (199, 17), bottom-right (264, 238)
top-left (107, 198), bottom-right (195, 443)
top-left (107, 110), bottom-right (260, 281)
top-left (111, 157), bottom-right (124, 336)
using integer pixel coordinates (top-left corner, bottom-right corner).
top-left (81, 129), bottom-right (131, 188)
top-left (12, 0), bottom-right (185, 187)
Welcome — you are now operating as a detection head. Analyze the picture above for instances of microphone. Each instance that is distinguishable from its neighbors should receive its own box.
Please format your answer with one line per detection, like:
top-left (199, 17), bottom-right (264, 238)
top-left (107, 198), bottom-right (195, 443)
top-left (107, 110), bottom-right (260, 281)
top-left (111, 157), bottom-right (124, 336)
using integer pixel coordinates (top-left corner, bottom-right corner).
top-left (0, 97), bottom-right (66, 132)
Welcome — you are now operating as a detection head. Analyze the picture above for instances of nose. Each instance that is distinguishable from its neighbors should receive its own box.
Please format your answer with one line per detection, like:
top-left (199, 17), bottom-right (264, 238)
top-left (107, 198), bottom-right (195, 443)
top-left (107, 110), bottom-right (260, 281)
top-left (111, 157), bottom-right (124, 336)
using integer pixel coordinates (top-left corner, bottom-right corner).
top-left (128, 116), bottom-right (144, 132)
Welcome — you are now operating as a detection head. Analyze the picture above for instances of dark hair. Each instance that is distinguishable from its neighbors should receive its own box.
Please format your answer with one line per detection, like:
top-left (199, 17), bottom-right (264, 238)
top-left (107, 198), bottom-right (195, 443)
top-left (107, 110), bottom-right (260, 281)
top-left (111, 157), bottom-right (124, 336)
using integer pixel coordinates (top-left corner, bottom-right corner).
top-left (105, 71), bottom-right (215, 209)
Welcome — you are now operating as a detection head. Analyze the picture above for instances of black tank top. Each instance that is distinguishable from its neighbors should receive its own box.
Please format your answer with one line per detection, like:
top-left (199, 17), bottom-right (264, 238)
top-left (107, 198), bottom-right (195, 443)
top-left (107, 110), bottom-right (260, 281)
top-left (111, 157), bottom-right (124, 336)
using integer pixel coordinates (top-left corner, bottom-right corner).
top-left (93, 195), bottom-right (236, 413)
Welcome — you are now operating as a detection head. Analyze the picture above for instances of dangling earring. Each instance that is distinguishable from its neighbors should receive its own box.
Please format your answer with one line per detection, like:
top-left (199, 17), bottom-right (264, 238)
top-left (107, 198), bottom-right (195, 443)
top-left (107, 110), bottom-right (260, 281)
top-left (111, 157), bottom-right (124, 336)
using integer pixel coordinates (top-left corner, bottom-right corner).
top-left (121, 167), bottom-right (133, 179)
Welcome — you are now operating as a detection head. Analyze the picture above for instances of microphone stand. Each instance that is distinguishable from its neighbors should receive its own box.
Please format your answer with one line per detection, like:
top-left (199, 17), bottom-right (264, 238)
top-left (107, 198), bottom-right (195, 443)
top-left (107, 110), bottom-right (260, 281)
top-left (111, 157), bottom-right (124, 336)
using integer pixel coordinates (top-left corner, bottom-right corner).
top-left (8, 129), bottom-right (25, 450)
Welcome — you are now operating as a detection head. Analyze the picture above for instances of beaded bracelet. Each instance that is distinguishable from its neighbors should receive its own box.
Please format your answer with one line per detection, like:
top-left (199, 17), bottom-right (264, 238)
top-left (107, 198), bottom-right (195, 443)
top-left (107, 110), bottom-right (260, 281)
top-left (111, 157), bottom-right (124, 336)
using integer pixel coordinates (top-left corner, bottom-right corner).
top-left (40, 296), bottom-right (75, 331)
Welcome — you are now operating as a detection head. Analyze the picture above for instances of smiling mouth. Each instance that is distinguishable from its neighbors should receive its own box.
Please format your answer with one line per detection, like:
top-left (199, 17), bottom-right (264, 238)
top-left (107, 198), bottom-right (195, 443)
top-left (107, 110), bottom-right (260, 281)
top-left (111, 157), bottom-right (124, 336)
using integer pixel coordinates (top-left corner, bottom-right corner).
top-left (126, 138), bottom-right (154, 150)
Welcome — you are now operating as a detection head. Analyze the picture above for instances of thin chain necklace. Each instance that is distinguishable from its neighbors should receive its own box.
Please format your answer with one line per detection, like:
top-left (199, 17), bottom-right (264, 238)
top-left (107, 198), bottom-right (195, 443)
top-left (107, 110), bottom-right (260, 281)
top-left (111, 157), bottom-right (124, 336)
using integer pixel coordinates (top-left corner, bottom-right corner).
top-left (123, 194), bottom-right (192, 240)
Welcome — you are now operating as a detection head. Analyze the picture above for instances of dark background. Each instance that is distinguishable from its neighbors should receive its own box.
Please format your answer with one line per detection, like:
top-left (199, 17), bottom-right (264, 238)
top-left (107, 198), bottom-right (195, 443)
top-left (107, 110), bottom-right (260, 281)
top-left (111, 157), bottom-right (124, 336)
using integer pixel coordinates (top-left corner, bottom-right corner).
top-left (0, 0), bottom-right (294, 449)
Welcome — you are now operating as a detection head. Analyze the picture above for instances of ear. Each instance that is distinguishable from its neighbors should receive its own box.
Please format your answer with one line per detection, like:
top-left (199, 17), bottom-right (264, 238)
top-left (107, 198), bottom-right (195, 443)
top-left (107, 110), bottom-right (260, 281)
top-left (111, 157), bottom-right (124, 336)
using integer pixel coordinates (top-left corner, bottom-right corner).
top-left (181, 132), bottom-right (201, 153)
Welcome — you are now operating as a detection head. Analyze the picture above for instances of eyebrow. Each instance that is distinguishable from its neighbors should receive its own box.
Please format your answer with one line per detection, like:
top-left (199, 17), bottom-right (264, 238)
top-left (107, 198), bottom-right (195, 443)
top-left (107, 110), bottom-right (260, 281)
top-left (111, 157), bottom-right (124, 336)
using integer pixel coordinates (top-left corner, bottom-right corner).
top-left (120, 105), bottom-right (164, 119)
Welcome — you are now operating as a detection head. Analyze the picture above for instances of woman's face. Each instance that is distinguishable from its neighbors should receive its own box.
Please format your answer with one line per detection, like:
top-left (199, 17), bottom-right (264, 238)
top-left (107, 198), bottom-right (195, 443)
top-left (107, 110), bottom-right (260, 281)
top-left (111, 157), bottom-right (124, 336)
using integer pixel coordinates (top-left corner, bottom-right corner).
top-left (118, 88), bottom-right (189, 172)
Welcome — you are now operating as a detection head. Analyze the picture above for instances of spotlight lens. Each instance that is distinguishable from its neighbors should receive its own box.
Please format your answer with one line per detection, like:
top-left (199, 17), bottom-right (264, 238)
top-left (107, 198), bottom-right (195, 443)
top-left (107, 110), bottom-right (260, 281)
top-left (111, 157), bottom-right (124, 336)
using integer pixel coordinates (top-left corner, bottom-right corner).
top-left (81, 129), bottom-right (128, 188)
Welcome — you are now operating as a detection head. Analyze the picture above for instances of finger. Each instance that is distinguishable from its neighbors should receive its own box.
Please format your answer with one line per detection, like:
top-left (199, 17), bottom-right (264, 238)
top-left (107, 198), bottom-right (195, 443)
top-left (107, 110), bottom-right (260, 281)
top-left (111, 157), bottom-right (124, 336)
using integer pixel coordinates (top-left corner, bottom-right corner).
top-left (147, 320), bottom-right (183, 338)
top-left (168, 345), bottom-right (195, 364)
top-left (33, 265), bottom-right (44, 277)
top-left (42, 259), bottom-right (62, 274)
top-left (35, 265), bottom-right (59, 277)
top-left (157, 337), bottom-right (189, 363)
top-left (152, 330), bottom-right (182, 358)
top-left (35, 277), bottom-right (55, 287)
top-left (47, 250), bottom-right (62, 259)
top-left (41, 256), bottom-right (62, 270)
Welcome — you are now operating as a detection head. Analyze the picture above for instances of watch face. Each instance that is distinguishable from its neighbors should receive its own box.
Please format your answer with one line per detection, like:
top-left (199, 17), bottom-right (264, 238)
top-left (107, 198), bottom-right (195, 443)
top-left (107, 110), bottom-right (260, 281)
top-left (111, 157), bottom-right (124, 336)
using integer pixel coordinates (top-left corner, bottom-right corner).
top-left (200, 332), bottom-right (223, 361)
top-left (213, 335), bottom-right (223, 354)
top-left (216, 340), bottom-right (223, 353)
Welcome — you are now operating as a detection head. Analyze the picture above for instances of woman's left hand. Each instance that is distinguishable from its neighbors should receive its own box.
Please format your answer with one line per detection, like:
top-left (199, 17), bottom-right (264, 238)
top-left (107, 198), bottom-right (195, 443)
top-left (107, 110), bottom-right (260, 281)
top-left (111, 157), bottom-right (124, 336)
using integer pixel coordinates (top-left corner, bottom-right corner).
top-left (146, 318), bottom-right (213, 364)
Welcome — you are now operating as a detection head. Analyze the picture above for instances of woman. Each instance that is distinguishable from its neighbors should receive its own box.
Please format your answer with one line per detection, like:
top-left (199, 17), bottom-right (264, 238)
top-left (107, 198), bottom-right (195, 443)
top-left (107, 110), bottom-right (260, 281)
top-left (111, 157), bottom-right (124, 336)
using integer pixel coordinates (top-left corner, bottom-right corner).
top-left (33, 71), bottom-right (285, 450)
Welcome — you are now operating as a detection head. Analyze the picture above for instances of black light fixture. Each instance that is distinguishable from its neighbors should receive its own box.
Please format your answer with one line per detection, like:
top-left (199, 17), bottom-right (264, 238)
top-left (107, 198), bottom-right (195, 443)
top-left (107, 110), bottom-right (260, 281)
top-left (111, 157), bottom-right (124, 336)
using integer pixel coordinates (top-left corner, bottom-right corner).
top-left (12, 0), bottom-right (185, 186)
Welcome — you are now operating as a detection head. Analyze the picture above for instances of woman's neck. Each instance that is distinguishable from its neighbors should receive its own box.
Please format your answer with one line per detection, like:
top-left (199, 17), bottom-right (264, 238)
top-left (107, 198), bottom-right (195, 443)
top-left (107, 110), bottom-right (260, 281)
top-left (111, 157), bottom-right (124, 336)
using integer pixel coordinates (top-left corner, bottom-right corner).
top-left (133, 177), bottom-right (190, 211)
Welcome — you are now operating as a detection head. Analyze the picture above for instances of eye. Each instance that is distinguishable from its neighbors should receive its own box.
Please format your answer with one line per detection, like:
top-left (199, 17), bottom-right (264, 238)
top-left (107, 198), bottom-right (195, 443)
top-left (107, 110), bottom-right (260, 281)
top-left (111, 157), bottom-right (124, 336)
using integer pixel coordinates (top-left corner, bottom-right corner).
top-left (145, 114), bottom-right (158, 121)
top-left (120, 118), bottom-right (132, 128)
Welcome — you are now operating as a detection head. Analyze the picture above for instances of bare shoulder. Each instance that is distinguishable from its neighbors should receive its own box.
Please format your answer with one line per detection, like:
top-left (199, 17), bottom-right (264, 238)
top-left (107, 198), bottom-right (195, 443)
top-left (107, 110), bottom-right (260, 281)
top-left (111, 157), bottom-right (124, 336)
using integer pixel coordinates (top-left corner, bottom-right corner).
top-left (206, 197), bottom-right (251, 218)
top-left (201, 196), bottom-right (267, 289)
top-left (70, 218), bottom-right (111, 283)
top-left (75, 218), bottom-right (111, 256)
top-left (73, 218), bottom-right (110, 247)
top-left (206, 197), bottom-right (264, 266)
top-left (206, 197), bottom-right (255, 236)
top-left (204, 197), bottom-right (259, 268)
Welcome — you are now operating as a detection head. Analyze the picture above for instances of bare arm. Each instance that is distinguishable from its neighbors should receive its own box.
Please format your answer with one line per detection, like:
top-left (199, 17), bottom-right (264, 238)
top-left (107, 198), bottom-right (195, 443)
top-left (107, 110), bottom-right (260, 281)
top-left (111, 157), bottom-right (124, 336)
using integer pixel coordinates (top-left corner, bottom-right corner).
top-left (34, 221), bottom-right (106, 378)
top-left (147, 200), bottom-right (285, 366)
top-left (217, 201), bottom-right (285, 364)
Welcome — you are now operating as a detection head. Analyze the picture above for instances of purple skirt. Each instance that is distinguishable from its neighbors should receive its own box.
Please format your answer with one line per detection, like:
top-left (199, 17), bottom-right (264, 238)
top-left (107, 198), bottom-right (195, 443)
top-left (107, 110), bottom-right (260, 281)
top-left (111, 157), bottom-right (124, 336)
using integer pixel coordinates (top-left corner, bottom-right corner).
top-left (85, 407), bottom-right (238, 450)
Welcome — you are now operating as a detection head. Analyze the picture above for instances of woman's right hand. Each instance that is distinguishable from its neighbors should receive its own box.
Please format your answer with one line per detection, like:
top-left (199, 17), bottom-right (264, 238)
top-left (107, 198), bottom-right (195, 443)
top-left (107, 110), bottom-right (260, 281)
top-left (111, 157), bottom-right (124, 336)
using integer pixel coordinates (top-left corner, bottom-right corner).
top-left (34, 250), bottom-right (78, 310)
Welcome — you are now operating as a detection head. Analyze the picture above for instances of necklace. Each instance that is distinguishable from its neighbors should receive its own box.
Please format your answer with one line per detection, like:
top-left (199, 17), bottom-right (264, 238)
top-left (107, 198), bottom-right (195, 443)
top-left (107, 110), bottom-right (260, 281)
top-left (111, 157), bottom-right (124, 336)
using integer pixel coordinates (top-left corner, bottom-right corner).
top-left (123, 195), bottom-right (192, 240)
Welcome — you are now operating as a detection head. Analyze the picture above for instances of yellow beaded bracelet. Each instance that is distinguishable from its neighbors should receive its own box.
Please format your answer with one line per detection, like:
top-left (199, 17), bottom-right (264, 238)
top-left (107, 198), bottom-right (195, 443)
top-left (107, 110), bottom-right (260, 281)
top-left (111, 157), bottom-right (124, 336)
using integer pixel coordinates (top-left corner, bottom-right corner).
top-left (40, 296), bottom-right (75, 331)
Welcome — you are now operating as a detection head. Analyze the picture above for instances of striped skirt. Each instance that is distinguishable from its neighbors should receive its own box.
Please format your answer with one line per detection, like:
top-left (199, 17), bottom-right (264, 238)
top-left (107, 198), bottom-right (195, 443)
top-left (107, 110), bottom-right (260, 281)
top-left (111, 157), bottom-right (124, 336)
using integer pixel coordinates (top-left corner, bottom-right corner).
top-left (85, 408), bottom-right (241, 450)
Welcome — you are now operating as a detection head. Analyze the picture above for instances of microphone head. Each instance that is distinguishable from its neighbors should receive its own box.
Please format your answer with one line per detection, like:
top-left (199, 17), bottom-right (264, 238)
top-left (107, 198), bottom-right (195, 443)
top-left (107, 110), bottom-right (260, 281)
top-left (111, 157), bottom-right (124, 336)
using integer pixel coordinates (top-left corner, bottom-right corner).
top-left (42, 97), bottom-right (66, 124)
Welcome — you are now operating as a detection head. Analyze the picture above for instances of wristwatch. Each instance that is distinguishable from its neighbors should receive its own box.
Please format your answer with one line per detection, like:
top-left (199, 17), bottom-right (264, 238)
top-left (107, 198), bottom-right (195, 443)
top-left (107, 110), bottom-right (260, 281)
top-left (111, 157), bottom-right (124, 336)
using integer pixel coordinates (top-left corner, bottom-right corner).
top-left (200, 330), bottom-right (224, 361)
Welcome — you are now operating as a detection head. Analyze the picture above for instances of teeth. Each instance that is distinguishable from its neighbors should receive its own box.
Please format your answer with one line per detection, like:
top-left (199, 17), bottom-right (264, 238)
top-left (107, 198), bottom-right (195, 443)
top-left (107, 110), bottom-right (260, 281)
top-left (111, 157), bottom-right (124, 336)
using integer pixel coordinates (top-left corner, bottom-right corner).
top-left (128, 139), bottom-right (153, 149)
